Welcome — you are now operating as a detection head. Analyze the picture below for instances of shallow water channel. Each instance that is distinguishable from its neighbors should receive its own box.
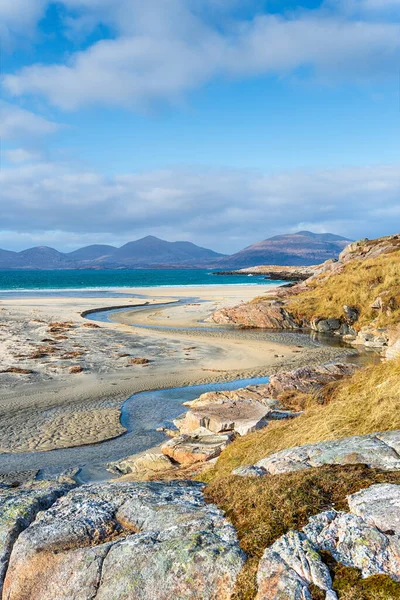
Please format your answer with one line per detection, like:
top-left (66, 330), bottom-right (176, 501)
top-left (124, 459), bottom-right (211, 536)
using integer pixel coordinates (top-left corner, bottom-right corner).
top-left (1, 376), bottom-right (270, 483)
top-left (0, 302), bottom-right (378, 483)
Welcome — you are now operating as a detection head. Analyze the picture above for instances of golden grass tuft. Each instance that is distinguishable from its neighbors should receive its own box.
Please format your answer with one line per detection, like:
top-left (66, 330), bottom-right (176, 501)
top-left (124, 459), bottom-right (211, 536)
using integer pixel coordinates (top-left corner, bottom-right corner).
top-left (204, 465), bottom-right (400, 600)
top-left (287, 251), bottom-right (400, 330)
top-left (201, 358), bottom-right (400, 481)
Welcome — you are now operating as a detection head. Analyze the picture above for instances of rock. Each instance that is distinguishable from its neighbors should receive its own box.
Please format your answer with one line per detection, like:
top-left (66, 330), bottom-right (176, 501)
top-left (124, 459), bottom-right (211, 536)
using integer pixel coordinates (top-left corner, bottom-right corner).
top-left (256, 531), bottom-right (336, 600)
top-left (161, 429), bottom-right (235, 465)
top-left (351, 326), bottom-right (389, 349)
top-left (212, 300), bottom-right (302, 329)
top-left (304, 509), bottom-right (400, 581)
top-left (3, 481), bottom-right (245, 600)
top-left (107, 452), bottom-right (175, 480)
top-left (256, 483), bottom-right (400, 599)
top-left (0, 480), bottom-right (73, 596)
top-left (370, 296), bottom-right (383, 310)
top-left (343, 305), bottom-right (359, 323)
top-left (347, 484), bottom-right (400, 535)
top-left (312, 318), bottom-right (342, 333)
top-left (233, 430), bottom-right (400, 476)
top-left (129, 357), bottom-right (151, 365)
top-left (177, 399), bottom-right (299, 437)
top-left (263, 363), bottom-right (358, 398)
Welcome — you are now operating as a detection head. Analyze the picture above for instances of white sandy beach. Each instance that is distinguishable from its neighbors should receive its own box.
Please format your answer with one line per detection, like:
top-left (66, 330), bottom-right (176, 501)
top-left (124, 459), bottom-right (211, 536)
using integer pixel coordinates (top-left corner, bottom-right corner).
top-left (0, 284), bottom-right (350, 455)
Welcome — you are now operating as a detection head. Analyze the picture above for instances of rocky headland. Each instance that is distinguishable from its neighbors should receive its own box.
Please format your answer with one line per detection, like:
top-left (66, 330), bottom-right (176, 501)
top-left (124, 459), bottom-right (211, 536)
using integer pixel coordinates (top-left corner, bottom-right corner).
top-left (212, 234), bottom-right (400, 357)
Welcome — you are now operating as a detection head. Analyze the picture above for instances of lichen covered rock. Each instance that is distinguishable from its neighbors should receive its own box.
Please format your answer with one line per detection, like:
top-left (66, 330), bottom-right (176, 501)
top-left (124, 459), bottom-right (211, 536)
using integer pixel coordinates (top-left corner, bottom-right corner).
top-left (3, 480), bottom-right (245, 600)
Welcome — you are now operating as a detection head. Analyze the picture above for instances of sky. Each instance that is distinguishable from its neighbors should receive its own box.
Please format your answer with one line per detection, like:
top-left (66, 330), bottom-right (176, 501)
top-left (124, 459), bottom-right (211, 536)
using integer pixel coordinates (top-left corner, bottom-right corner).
top-left (0, 0), bottom-right (399, 253)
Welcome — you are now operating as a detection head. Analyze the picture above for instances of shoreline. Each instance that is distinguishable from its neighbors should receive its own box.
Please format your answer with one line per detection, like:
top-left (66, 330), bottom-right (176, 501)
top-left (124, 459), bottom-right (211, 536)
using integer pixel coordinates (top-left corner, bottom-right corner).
top-left (0, 284), bottom-right (355, 467)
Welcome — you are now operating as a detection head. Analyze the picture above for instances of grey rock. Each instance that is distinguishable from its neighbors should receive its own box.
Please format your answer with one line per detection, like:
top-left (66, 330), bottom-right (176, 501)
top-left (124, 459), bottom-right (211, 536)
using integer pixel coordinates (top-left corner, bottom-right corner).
top-left (343, 305), bottom-right (359, 323)
top-left (257, 484), bottom-right (400, 598)
top-left (235, 430), bottom-right (400, 477)
top-left (0, 480), bottom-right (73, 596)
top-left (256, 531), bottom-right (335, 600)
top-left (3, 480), bottom-right (245, 600)
top-left (312, 318), bottom-right (342, 333)
top-left (232, 465), bottom-right (267, 477)
top-left (348, 484), bottom-right (400, 536)
top-left (304, 509), bottom-right (400, 581)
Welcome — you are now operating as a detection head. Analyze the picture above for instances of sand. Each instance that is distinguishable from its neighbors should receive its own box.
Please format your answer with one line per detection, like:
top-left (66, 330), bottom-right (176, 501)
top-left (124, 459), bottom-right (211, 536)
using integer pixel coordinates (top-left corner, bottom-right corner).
top-left (0, 284), bottom-right (352, 455)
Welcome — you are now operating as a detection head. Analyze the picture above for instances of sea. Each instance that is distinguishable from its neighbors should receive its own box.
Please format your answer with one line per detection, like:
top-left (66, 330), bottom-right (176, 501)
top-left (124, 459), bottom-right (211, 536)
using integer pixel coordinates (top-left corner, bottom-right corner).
top-left (0, 269), bottom-right (280, 298)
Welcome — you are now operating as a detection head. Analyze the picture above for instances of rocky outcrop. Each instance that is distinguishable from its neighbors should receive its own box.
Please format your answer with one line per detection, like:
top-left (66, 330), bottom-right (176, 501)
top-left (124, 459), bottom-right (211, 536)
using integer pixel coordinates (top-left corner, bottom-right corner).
top-left (177, 397), bottom-right (299, 437)
top-left (233, 430), bottom-right (400, 477)
top-left (339, 234), bottom-right (400, 263)
top-left (3, 480), bottom-right (245, 600)
top-left (212, 234), bottom-right (400, 354)
top-left (262, 363), bottom-right (358, 398)
top-left (160, 363), bottom-right (357, 466)
top-left (386, 326), bottom-right (400, 359)
top-left (162, 429), bottom-right (235, 465)
top-left (0, 480), bottom-right (73, 596)
top-left (214, 265), bottom-right (318, 281)
top-left (256, 483), bottom-right (400, 599)
top-left (212, 300), bottom-right (302, 329)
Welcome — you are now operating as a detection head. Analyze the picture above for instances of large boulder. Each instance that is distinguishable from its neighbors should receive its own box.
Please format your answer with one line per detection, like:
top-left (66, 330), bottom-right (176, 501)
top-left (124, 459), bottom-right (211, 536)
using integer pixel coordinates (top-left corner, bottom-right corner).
top-left (107, 452), bottom-right (175, 480)
top-left (263, 363), bottom-right (358, 398)
top-left (161, 429), bottom-right (234, 465)
top-left (212, 300), bottom-right (302, 329)
top-left (0, 480), bottom-right (73, 596)
top-left (3, 481), bottom-right (245, 600)
top-left (233, 430), bottom-right (400, 476)
top-left (177, 398), bottom-right (299, 437)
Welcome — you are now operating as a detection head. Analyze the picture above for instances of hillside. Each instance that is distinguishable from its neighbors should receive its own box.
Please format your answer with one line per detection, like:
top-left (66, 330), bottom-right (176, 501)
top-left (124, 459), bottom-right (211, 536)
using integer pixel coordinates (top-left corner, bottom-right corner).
top-left (216, 231), bottom-right (352, 268)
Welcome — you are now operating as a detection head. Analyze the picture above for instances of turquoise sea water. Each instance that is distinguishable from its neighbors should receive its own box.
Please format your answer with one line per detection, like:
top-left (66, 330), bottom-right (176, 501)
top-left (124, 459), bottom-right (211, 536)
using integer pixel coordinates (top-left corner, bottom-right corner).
top-left (0, 269), bottom-right (279, 297)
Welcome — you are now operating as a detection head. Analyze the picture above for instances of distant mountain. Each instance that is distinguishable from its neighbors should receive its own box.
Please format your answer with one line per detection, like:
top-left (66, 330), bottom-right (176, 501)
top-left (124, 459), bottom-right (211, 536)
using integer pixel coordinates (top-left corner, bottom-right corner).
top-left (104, 236), bottom-right (224, 267)
top-left (0, 237), bottom-right (225, 269)
top-left (216, 231), bottom-right (353, 268)
top-left (67, 245), bottom-right (117, 262)
top-left (0, 248), bottom-right (18, 268)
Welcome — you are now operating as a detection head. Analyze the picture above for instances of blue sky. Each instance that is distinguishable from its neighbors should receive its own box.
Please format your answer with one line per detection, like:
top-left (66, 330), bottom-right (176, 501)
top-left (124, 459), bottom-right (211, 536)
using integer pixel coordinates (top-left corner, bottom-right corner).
top-left (0, 0), bottom-right (399, 253)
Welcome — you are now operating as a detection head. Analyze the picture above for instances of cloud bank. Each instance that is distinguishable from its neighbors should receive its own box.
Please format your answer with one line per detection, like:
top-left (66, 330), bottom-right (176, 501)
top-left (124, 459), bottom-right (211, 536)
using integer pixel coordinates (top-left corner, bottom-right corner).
top-left (3, 0), bottom-right (400, 109)
top-left (1, 158), bottom-right (398, 252)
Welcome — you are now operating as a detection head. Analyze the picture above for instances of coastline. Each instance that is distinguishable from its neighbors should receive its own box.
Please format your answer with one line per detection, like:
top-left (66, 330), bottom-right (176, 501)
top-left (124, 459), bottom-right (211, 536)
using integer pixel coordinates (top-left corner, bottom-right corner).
top-left (0, 284), bottom-right (354, 464)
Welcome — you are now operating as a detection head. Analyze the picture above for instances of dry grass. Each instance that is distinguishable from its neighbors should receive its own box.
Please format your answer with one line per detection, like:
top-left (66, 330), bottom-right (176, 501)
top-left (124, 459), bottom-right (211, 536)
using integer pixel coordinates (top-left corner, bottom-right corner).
top-left (201, 358), bottom-right (400, 481)
top-left (204, 465), bottom-right (400, 600)
top-left (287, 251), bottom-right (400, 330)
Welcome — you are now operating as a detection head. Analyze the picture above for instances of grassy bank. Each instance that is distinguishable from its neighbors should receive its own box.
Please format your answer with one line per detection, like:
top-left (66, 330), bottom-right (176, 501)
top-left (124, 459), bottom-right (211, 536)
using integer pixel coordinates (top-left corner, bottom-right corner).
top-left (201, 358), bottom-right (400, 481)
top-left (288, 251), bottom-right (400, 330)
top-left (204, 465), bottom-right (400, 600)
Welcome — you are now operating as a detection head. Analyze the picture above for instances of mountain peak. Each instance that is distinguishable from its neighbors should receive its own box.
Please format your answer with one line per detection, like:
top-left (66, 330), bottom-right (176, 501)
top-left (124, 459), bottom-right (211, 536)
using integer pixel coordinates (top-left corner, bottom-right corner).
top-left (217, 231), bottom-right (353, 269)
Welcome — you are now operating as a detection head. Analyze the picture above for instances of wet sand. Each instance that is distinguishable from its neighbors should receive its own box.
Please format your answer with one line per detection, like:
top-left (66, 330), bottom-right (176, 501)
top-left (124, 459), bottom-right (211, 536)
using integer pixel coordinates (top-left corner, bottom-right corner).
top-left (0, 284), bottom-right (352, 456)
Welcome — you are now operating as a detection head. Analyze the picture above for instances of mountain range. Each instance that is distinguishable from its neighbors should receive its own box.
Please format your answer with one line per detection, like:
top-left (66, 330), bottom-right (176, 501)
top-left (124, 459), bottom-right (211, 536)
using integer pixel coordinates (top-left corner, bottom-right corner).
top-left (0, 231), bottom-right (352, 270)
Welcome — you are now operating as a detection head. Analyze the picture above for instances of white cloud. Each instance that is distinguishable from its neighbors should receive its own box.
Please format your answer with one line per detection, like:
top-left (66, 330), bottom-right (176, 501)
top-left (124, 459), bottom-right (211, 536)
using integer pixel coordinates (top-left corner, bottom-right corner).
top-left (0, 101), bottom-right (61, 140)
top-left (0, 0), bottom-right (48, 49)
top-left (0, 160), bottom-right (398, 252)
top-left (3, 1), bottom-right (400, 110)
top-left (4, 148), bottom-right (42, 163)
